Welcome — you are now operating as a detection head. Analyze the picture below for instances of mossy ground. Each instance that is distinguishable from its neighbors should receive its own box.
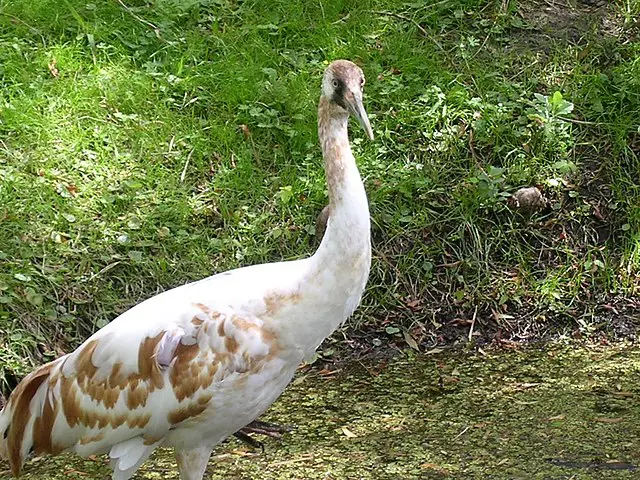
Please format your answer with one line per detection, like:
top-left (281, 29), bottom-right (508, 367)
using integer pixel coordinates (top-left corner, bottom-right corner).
top-left (4, 343), bottom-right (640, 479)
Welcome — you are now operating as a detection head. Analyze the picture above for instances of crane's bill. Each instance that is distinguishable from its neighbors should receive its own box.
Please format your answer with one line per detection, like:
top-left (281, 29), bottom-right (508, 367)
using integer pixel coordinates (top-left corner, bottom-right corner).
top-left (348, 92), bottom-right (374, 140)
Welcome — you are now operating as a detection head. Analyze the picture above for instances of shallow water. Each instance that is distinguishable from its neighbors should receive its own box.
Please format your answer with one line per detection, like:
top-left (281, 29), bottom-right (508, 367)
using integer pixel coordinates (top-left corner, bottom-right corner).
top-left (3, 343), bottom-right (640, 479)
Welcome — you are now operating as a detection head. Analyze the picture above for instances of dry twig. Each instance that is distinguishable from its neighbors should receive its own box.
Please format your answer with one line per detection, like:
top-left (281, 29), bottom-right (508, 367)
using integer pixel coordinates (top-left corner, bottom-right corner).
top-left (371, 10), bottom-right (443, 50)
top-left (180, 148), bottom-right (195, 182)
top-left (468, 305), bottom-right (478, 342)
top-left (114, 0), bottom-right (164, 41)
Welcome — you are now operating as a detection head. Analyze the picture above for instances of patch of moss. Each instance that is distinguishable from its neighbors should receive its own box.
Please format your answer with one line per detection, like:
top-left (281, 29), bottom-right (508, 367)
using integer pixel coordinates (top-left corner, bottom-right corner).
top-left (3, 343), bottom-right (640, 479)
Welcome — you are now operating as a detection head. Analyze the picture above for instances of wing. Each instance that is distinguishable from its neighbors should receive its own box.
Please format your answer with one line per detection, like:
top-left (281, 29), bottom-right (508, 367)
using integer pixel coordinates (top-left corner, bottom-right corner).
top-left (0, 297), bottom-right (281, 477)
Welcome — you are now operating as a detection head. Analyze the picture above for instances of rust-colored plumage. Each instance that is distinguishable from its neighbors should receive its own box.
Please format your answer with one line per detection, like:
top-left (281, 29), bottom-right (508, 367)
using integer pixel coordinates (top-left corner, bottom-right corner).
top-left (6, 362), bottom-right (56, 476)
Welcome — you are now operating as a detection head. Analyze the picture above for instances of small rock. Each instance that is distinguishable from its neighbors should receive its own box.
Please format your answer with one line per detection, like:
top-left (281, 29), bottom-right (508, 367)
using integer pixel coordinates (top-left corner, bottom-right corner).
top-left (510, 187), bottom-right (546, 212)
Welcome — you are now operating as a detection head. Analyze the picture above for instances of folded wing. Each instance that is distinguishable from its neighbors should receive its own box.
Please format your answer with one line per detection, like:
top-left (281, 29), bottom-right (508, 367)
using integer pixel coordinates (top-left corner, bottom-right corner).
top-left (0, 299), bottom-right (280, 477)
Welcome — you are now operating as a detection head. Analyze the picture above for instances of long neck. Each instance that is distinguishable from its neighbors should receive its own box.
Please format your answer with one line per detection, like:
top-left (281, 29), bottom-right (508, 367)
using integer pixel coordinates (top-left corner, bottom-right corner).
top-left (271, 96), bottom-right (371, 360)
top-left (311, 96), bottom-right (371, 268)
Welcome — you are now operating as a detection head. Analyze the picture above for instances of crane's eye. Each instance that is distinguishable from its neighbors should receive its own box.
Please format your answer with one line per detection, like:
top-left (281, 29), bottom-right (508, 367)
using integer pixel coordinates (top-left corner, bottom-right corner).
top-left (360, 78), bottom-right (365, 88)
top-left (332, 80), bottom-right (339, 88)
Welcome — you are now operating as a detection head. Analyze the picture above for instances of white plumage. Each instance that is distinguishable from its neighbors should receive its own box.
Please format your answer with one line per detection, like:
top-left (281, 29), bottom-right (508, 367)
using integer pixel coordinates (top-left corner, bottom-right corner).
top-left (0, 59), bottom-right (373, 480)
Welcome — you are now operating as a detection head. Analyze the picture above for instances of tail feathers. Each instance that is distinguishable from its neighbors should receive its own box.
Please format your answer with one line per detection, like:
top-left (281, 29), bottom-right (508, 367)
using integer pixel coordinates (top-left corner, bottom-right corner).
top-left (0, 361), bottom-right (58, 477)
top-left (109, 436), bottom-right (162, 480)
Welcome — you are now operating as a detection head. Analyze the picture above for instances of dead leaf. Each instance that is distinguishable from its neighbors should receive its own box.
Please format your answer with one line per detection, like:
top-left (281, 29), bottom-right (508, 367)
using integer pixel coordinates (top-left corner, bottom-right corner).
top-left (231, 449), bottom-right (257, 456)
top-left (441, 375), bottom-right (460, 385)
top-left (593, 205), bottom-right (605, 221)
top-left (603, 304), bottom-right (620, 315)
top-left (451, 317), bottom-right (472, 326)
top-left (420, 463), bottom-right (449, 474)
top-left (515, 382), bottom-right (541, 390)
top-left (548, 414), bottom-right (566, 421)
top-left (403, 331), bottom-right (419, 351)
top-left (240, 124), bottom-right (251, 140)
top-left (496, 338), bottom-right (521, 349)
top-left (425, 347), bottom-right (444, 355)
top-left (340, 426), bottom-right (357, 438)
top-left (48, 59), bottom-right (59, 78)
top-left (594, 417), bottom-right (624, 424)
top-left (292, 374), bottom-right (308, 385)
top-left (65, 184), bottom-right (78, 196)
top-left (405, 298), bottom-right (422, 309)
top-left (613, 391), bottom-right (633, 398)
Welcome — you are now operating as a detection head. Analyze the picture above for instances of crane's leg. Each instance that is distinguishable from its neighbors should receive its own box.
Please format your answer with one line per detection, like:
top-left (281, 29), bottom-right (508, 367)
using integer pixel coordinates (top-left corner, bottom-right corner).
top-left (176, 446), bottom-right (212, 480)
top-left (238, 420), bottom-right (294, 438)
top-left (233, 420), bottom-right (294, 450)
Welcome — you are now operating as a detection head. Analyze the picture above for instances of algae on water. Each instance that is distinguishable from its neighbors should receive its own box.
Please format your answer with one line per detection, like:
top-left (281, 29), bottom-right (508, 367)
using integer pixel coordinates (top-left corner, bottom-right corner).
top-left (2, 343), bottom-right (640, 479)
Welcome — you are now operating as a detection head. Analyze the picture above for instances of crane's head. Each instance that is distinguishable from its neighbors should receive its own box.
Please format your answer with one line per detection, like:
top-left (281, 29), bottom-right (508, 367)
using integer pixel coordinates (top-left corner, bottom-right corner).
top-left (322, 60), bottom-right (374, 140)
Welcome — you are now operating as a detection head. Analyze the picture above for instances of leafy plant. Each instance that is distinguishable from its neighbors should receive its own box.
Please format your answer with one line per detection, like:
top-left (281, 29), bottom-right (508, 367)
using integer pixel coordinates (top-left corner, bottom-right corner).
top-left (527, 91), bottom-right (574, 145)
top-left (467, 166), bottom-right (511, 207)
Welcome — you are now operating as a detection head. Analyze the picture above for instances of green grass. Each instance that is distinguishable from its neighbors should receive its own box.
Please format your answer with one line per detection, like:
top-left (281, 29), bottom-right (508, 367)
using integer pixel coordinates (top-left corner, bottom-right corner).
top-left (0, 0), bottom-right (639, 384)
